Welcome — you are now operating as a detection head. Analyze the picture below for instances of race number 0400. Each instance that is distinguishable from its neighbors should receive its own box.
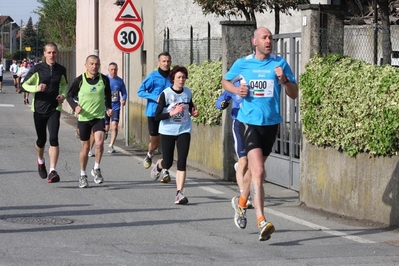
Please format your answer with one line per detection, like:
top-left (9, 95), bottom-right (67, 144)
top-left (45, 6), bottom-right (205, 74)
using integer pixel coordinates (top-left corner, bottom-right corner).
top-left (114, 23), bottom-right (143, 53)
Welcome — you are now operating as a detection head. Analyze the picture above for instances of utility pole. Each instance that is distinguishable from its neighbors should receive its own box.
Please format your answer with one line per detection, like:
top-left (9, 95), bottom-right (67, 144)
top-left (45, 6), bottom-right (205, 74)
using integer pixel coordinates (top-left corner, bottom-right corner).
top-left (36, 25), bottom-right (38, 60)
top-left (19, 20), bottom-right (23, 60)
top-left (9, 21), bottom-right (16, 54)
top-left (1, 24), bottom-right (3, 63)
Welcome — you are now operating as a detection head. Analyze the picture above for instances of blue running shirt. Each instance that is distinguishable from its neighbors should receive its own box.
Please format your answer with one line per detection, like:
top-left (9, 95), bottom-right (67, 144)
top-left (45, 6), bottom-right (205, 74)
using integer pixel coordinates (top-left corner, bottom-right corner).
top-left (224, 54), bottom-right (296, 126)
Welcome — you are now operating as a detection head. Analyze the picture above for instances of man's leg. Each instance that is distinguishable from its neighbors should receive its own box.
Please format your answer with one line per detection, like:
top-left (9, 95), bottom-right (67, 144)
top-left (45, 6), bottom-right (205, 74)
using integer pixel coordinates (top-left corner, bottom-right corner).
top-left (148, 135), bottom-right (160, 155)
top-left (93, 130), bottom-right (105, 164)
top-left (88, 132), bottom-right (95, 156)
top-left (49, 146), bottom-right (60, 172)
top-left (143, 117), bottom-right (160, 168)
top-left (78, 121), bottom-right (92, 188)
top-left (108, 121), bottom-right (118, 153)
top-left (34, 112), bottom-right (49, 179)
top-left (244, 149), bottom-right (265, 218)
top-left (79, 140), bottom-right (90, 175)
top-left (46, 111), bottom-right (61, 182)
top-left (14, 77), bottom-right (18, 89)
top-left (90, 119), bottom-right (106, 184)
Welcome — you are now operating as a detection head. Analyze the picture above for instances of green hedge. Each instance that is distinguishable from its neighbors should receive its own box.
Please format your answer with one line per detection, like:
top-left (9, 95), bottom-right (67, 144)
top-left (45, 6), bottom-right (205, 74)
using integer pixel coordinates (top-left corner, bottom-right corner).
top-left (299, 54), bottom-right (399, 157)
top-left (185, 61), bottom-right (223, 126)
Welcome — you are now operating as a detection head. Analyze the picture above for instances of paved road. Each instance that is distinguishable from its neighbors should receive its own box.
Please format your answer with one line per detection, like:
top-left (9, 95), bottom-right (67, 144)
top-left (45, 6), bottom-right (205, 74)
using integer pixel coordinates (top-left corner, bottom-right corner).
top-left (0, 72), bottom-right (398, 266)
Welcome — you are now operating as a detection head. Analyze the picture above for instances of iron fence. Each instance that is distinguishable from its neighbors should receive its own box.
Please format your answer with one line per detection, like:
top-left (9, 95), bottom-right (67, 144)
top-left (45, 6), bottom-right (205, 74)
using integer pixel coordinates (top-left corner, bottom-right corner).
top-left (163, 23), bottom-right (222, 65)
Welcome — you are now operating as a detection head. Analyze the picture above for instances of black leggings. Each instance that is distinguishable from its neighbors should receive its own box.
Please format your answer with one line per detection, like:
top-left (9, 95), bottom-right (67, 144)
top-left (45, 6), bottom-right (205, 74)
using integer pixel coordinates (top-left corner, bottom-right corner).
top-left (161, 133), bottom-right (191, 171)
top-left (34, 110), bottom-right (61, 148)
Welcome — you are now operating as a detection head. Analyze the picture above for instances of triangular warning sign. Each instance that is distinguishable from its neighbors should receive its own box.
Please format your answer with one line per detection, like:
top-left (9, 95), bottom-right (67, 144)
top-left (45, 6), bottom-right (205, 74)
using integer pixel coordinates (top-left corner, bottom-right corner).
top-left (115, 0), bottom-right (142, 22)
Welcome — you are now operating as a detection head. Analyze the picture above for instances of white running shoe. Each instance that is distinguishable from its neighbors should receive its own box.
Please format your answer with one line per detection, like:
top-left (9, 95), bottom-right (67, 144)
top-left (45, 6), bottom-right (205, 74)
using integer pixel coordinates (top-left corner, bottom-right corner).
top-left (79, 175), bottom-right (88, 188)
top-left (150, 159), bottom-right (162, 180)
top-left (175, 191), bottom-right (188, 204)
top-left (91, 168), bottom-right (104, 184)
top-left (108, 146), bottom-right (115, 153)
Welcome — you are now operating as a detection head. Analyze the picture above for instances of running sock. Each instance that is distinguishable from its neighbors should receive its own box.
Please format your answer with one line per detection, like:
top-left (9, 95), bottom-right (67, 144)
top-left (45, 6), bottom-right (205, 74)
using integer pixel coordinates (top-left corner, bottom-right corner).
top-left (94, 162), bottom-right (100, 169)
top-left (38, 158), bottom-right (45, 165)
top-left (49, 168), bottom-right (55, 172)
top-left (80, 170), bottom-right (86, 176)
top-left (238, 195), bottom-right (247, 208)
top-left (147, 152), bottom-right (153, 158)
top-left (257, 216), bottom-right (266, 227)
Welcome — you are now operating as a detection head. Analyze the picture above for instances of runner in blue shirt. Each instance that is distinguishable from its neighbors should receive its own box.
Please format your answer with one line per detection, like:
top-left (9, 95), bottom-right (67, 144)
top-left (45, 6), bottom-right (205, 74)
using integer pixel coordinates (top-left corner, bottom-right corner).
top-left (216, 81), bottom-right (253, 209)
top-left (106, 62), bottom-right (127, 153)
top-left (221, 27), bottom-right (298, 241)
top-left (137, 52), bottom-right (172, 176)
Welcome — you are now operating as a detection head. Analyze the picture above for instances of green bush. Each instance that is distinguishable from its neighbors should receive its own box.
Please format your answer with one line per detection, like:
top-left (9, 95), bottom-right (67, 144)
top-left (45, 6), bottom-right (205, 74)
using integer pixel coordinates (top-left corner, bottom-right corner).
top-left (299, 54), bottom-right (399, 157)
top-left (185, 60), bottom-right (223, 126)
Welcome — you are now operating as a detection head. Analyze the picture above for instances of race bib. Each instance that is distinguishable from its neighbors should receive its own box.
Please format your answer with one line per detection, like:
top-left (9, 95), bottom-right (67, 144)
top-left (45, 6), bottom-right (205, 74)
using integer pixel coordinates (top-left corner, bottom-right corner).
top-left (111, 91), bottom-right (118, 102)
top-left (170, 104), bottom-right (189, 123)
top-left (249, 79), bottom-right (274, 98)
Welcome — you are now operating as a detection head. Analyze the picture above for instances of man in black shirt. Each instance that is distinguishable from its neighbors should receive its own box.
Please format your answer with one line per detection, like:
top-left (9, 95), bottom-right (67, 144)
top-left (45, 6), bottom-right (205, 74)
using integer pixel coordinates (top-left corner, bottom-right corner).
top-left (22, 42), bottom-right (68, 183)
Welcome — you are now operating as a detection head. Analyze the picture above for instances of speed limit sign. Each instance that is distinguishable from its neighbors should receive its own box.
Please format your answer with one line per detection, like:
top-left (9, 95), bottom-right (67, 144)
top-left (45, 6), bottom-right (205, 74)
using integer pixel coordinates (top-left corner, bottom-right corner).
top-left (114, 23), bottom-right (143, 53)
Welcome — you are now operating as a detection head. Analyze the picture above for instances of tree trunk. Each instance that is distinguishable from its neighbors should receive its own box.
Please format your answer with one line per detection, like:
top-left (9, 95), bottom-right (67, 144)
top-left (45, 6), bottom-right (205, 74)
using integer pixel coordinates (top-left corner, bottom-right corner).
top-left (274, 6), bottom-right (280, 34)
top-left (379, 0), bottom-right (392, 65)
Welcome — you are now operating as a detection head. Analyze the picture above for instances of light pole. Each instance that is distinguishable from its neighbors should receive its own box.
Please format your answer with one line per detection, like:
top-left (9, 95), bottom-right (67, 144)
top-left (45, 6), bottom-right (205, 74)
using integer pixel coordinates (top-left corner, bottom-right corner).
top-left (9, 21), bottom-right (16, 54)
top-left (1, 24), bottom-right (4, 64)
top-left (36, 25), bottom-right (39, 60)
top-left (19, 20), bottom-right (23, 60)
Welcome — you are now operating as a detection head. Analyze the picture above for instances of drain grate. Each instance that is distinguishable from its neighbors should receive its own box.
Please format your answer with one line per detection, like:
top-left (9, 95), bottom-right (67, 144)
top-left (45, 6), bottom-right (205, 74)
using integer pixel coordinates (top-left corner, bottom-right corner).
top-left (1, 217), bottom-right (74, 225)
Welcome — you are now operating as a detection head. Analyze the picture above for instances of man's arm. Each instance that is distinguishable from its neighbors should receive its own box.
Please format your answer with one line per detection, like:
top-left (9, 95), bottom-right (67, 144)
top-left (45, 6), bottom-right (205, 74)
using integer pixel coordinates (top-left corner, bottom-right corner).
top-left (21, 70), bottom-right (40, 93)
top-left (103, 75), bottom-right (112, 110)
top-left (121, 80), bottom-right (127, 101)
top-left (215, 90), bottom-right (232, 110)
top-left (275, 65), bottom-right (298, 100)
top-left (137, 73), bottom-right (159, 102)
top-left (66, 77), bottom-right (81, 111)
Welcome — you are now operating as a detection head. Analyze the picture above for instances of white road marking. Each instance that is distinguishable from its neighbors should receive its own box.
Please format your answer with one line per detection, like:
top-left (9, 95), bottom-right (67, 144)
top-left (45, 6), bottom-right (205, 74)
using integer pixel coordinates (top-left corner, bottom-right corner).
top-left (188, 180), bottom-right (225, 195)
top-left (198, 186), bottom-right (225, 194)
top-left (0, 104), bottom-right (15, 107)
top-left (265, 207), bottom-right (376, 244)
top-left (131, 154), bottom-right (375, 244)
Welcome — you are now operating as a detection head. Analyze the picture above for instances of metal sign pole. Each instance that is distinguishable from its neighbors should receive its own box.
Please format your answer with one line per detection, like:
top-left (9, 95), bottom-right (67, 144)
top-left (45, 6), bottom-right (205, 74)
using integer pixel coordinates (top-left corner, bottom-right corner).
top-left (125, 52), bottom-right (130, 146)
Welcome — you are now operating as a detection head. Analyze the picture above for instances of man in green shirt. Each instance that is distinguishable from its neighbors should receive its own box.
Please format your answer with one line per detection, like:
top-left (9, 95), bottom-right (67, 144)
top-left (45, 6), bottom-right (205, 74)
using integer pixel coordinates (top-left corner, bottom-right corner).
top-left (66, 55), bottom-right (112, 188)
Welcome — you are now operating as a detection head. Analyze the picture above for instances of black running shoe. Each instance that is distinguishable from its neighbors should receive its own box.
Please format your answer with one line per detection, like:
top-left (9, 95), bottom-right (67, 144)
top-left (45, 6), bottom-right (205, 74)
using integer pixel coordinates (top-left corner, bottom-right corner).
top-left (47, 170), bottom-right (60, 183)
top-left (38, 161), bottom-right (47, 179)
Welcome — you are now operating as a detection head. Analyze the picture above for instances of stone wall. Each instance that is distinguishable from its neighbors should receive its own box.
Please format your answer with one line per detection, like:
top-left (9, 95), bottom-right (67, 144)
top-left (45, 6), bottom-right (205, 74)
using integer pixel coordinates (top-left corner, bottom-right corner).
top-left (300, 139), bottom-right (399, 226)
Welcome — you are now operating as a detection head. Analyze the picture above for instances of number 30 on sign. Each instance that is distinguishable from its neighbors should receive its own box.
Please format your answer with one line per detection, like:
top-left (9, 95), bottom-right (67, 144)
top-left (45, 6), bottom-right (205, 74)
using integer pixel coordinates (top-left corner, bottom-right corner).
top-left (114, 23), bottom-right (143, 53)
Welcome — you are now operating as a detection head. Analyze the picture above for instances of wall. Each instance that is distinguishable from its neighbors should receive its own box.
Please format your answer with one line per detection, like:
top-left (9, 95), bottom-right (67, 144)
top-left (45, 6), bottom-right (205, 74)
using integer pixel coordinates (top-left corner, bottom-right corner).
top-left (300, 140), bottom-right (399, 226)
top-left (154, 1), bottom-right (303, 54)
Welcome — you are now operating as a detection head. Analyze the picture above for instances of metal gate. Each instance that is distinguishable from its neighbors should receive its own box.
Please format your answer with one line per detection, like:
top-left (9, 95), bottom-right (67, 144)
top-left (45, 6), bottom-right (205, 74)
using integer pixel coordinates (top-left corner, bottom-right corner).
top-left (266, 32), bottom-right (302, 191)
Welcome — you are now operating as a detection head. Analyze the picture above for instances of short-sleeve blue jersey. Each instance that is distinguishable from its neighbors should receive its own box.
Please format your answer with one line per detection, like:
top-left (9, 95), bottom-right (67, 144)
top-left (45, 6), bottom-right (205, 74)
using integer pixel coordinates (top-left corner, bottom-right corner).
top-left (224, 53), bottom-right (296, 126)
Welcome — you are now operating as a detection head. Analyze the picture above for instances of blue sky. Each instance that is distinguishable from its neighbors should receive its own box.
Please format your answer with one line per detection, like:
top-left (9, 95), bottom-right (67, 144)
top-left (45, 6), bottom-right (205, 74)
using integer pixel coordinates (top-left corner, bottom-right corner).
top-left (2, 0), bottom-right (41, 26)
